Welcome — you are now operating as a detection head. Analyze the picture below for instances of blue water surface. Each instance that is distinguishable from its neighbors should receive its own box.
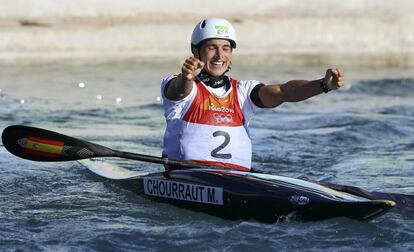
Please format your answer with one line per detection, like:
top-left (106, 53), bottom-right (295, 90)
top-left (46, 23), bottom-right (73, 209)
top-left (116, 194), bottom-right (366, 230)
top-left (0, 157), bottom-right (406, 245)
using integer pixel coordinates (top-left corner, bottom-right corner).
top-left (0, 63), bottom-right (413, 251)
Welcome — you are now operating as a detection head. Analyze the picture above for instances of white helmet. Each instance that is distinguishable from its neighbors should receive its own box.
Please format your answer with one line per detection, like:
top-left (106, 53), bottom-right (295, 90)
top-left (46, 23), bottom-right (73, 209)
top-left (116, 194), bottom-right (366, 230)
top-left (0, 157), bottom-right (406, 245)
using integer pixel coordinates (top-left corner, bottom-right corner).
top-left (191, 18), bottom-right (237, 49)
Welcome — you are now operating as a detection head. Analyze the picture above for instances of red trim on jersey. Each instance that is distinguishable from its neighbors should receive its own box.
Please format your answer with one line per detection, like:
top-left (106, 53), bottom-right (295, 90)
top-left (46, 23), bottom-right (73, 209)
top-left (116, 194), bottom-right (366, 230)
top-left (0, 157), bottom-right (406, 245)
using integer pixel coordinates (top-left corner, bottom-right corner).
top-left (190, 160), bottom-right (251, 171)
top-left (182, 79), bottom-right (244, 127)
top-left (164, 160), bottom-right (250, 172)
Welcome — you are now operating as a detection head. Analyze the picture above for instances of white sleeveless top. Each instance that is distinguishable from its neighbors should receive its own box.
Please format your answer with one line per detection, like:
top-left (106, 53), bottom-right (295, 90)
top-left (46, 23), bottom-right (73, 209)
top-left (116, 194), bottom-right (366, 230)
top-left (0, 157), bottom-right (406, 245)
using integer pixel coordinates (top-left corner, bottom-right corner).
top-left (161, 75), bottom-right (262, 171)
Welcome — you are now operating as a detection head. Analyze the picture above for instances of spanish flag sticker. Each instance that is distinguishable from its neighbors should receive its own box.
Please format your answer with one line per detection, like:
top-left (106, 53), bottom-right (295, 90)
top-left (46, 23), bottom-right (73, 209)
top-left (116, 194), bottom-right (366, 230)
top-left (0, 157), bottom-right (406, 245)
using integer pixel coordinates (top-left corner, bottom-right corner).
top-left (19, 136), bottom-right (64, 158)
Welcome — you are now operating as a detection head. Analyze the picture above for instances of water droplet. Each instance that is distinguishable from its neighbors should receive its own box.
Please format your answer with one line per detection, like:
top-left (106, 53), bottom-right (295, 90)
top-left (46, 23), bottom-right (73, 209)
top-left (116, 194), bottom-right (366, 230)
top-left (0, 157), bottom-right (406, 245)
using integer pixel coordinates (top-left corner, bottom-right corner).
top-left (96, 95), bottom-right (103, 100)
top-left (115, 97), bottom-right (122, 103)
top-left (156, 96), bottom-right (161, 102)
top-left (78, 82), bottom-right (86, 88)
top-left (20, 99), bottom-right (25, 104)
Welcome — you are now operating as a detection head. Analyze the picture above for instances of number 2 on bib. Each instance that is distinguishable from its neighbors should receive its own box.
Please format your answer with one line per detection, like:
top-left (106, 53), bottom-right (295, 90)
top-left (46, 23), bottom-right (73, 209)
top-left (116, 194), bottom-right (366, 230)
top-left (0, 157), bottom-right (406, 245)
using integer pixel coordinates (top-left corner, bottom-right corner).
top-left (211, 131), bottom-right (232, 159)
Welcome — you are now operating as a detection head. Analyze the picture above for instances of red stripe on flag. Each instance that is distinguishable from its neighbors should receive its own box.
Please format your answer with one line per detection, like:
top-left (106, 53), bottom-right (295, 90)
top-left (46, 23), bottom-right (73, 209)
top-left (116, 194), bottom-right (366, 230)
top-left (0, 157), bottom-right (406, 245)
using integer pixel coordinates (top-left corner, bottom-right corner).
top-left (28, 136), bottom-right (64, 146)
top-left (24, 148), bottom-right (61, 158)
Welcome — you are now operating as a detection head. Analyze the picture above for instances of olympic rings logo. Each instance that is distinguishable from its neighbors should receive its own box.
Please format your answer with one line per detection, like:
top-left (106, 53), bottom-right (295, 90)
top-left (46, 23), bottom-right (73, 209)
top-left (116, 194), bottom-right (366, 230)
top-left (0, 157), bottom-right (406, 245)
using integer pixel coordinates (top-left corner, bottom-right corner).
top-left (213, 113), bottom-right (233, 124)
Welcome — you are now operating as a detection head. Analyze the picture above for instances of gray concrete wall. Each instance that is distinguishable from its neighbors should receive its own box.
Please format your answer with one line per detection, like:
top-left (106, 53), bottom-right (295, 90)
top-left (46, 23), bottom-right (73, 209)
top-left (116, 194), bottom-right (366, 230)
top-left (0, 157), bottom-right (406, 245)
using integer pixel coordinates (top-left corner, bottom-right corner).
top-left (1, 0), bottom-right (413, 66)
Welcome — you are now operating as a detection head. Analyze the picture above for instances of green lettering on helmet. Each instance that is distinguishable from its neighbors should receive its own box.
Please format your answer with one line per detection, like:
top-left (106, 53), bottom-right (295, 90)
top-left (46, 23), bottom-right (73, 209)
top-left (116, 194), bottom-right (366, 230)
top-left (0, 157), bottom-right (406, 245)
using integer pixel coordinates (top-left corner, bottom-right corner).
top-left (215, 25), bottom-right (229, 30)
top-left (215, 25), bottom-right (229, 36)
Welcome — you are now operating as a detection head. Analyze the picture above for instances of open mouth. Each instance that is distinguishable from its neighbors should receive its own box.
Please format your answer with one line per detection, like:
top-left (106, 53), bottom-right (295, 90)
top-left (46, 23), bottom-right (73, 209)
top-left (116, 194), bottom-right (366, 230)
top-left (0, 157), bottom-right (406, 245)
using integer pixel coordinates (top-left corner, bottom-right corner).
top-left (210, 61), bottom-right (225, 68)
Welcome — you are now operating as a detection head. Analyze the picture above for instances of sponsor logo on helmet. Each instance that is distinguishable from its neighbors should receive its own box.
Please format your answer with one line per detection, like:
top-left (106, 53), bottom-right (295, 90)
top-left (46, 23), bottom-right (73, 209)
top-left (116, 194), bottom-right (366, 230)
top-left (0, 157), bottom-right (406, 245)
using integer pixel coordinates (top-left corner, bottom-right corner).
top-left (215, 25), bottom-right (229, 36)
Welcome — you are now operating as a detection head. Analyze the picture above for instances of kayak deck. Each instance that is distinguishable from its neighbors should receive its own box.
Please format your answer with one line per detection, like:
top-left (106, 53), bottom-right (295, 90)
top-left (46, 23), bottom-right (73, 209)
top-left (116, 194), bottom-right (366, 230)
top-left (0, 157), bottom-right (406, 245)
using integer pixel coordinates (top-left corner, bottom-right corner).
top-left (79, 159), bottom-right (395, 222)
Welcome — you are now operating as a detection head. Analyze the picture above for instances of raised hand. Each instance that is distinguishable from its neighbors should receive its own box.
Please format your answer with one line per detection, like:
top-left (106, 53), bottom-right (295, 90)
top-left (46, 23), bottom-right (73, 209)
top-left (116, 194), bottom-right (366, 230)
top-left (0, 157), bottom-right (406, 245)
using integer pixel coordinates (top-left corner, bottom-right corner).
top-left (182, 57), bottom-right (205, 80)
top-left (324, 68), bottom-right (345, 91)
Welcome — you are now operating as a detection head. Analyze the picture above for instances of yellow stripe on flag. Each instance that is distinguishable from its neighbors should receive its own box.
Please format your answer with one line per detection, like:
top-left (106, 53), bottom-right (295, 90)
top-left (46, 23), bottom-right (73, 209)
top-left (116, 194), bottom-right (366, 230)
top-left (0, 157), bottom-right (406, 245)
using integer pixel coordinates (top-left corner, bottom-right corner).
top-left (26, 139), bottom-right (64, 155)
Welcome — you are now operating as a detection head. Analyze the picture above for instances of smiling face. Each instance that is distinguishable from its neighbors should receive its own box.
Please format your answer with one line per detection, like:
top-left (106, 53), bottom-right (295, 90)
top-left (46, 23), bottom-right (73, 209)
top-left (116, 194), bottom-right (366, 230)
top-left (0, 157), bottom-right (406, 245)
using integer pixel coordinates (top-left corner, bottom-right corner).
top-left (195, 39), bottom-right (233, 77)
